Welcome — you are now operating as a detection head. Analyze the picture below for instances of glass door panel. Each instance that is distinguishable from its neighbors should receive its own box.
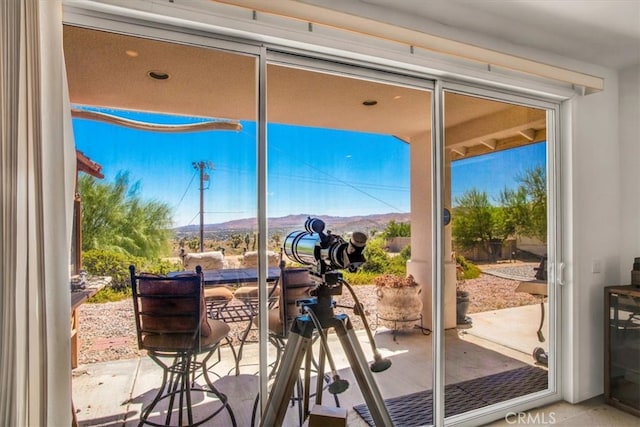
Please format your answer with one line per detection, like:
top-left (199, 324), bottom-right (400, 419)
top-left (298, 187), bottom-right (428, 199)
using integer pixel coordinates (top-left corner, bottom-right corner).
top-left (442, 90), bottom-right (552, 419)
top-left (264, 60), bottom-right (434, 426)
top-left (65, 25), bottom-right (259, 426)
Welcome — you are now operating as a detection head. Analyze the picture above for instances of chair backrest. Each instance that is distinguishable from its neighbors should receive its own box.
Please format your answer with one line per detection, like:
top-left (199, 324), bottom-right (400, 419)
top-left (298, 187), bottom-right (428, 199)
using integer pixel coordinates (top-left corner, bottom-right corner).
top-left (129, 265), bottom-right (210, 351)
top-left (278, 267), bottom-right (315, 336)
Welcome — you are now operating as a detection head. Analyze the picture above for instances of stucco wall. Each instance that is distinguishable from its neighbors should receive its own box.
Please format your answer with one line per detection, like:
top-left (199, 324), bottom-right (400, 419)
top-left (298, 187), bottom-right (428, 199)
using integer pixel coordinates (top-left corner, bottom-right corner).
top-left (564, 67), bottom-right (622, 403)
top-left (619, 63), bottom-right (640, 279)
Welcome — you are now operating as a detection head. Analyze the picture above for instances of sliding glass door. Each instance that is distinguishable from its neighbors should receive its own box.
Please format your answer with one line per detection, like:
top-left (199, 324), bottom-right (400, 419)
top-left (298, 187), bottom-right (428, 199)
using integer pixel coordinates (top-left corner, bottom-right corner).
top-left (264, 54), bottom-right (435, 425)
top-left (440, 86), bottom-right (560, 423)
top-left (65, 25), bottom-right (261, 426)
top-left (64, 14), bottom-right (562, 426)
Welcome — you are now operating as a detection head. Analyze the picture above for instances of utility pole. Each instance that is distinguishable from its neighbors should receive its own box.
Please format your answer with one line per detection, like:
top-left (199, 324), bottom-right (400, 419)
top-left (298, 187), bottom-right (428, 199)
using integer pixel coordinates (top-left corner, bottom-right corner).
top-left (192, 161), bottom-right (214, 252)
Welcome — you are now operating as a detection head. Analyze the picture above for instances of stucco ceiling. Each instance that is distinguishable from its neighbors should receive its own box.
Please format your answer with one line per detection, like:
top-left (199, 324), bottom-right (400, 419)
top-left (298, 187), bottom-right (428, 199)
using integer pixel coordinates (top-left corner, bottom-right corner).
top-left (63, 25), bottom-right (545, 160)
top-left (351, 0), bottom-right (640, 70)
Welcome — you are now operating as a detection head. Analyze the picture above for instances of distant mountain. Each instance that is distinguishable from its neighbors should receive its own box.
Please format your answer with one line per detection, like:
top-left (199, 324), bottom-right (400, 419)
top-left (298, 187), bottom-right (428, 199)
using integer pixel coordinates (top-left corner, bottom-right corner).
top-left (173, 212), bottom-right (410, 236)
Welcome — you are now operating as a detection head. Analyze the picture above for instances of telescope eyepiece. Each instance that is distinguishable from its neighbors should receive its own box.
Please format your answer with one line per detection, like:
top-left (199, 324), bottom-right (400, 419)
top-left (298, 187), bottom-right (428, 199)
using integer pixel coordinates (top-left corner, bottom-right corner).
top-left (304, 217), bottom-right (325, 234)
top-left (348, 232), bottom-right (367, 253)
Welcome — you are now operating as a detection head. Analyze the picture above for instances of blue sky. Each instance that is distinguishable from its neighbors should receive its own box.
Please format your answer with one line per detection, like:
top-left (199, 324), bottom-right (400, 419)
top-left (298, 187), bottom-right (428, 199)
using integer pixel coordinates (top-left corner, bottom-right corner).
top-left (451, 141), bottom-right (547, 204)
top-left (72, 107), bottom-right (545, 227)
top-left (72, 108), bottom-right (410, 227)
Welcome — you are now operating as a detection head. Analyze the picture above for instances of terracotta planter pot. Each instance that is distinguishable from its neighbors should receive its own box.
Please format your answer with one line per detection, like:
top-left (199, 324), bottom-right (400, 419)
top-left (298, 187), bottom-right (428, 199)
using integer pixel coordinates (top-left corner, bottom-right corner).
top-left (376, 285), bottom-right (422, 329)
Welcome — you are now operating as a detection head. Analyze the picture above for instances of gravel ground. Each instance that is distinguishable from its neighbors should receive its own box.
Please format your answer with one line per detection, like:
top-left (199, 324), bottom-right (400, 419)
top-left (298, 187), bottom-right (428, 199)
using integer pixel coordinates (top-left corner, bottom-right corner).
top-left (459, 262), bottom-right (540, 314)
top-left (76, 262), bottom-right (540, 365)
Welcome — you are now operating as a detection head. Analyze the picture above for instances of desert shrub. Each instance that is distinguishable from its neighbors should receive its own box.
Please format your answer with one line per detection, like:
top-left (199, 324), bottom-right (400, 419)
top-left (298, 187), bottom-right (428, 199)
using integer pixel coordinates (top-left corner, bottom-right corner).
top-left (82, 249), bottom-right (139, 290)
top-left (386, 244), bottom-right (410, 276)
top-left (361, 238), bottom-right (391, 273)
top-left (142, 258), bottom-right (183, 275)
top-left (398, 244), bottom-right (411, 260)
top-left (381, 220), bottom-right (410, 238)
top-left (78, 173), bottom-right (173, 258)
top-left (342, 270), bottom-right (378, 286)
top-left (455, 254), bottom-right (481, 280)
top-left (88, 285), bottom-right (132, 303)
top-left (83, 249), bottom-right (182, 302)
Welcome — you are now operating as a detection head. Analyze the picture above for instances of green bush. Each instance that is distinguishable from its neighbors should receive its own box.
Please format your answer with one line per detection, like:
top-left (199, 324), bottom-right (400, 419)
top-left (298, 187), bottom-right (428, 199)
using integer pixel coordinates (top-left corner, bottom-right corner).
top-left (142, 258), bottom-right (183, 275)
top-left (361, 238), bottom-right (391, 273)
top-left (398, 244), bottom-right (411, 260)
top-left (82, 249), bottom-right (139, 290)
top-left (88, 285), bottom-right (131, 303)
top-left (455, 254), bottom-right (481, 280)
top-left (385, 244), bottom-right (410, 276)
top-left (381, 220), bottom-right (411, 238)
top-left (82, 249), bottom-right (182, 302)
top-left (342, 270), bottom-right (378, 286)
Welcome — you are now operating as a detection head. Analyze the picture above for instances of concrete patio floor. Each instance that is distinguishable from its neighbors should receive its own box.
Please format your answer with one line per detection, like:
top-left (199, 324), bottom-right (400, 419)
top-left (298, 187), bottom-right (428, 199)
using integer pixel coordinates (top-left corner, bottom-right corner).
top-left (71, 304), bottom-right (636, 426)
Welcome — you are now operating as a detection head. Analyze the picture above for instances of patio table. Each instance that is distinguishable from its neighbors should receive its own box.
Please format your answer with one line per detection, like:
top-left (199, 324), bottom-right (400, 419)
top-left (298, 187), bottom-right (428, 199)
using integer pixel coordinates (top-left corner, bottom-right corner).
top-left (70, 275), bottom-right (111, 368)
top-left (198, 266), bottom-right (281, 286)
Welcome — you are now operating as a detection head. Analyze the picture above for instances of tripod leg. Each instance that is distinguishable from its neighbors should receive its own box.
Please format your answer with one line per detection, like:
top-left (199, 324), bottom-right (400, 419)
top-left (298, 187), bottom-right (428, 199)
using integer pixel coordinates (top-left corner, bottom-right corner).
top-left (334, 319), bottom-right (393, 427)
top-left (315, 342), bottom-right (326, 406)
top-left (259, 331), bottom-right (312, 427)
top-left (303, 346), bottom-right (312, 418)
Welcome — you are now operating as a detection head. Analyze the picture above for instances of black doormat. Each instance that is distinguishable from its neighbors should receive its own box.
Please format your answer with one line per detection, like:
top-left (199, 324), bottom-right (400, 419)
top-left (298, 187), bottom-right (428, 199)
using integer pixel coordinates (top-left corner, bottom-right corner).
top-left (353, 365), bottom-right (548, 426)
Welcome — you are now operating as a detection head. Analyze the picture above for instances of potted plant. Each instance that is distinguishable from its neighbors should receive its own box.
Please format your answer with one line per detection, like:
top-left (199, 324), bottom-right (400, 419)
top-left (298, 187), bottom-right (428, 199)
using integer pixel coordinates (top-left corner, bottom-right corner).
top-left (374, 273), bottom-right (422, 329)
top-left (455, 261), bottom-right (473, 328)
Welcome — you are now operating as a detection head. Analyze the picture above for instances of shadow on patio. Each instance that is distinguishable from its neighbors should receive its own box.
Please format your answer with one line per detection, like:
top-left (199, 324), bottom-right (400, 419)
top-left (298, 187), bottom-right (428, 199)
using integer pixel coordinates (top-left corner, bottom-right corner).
top-left (72, 303), bottom-right (548, 426)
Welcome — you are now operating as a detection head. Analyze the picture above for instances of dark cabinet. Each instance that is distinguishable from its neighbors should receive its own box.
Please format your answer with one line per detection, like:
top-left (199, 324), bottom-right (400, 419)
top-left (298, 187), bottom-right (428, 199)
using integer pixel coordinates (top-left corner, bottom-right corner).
top-left (605, 285), bottom-right (640, 417)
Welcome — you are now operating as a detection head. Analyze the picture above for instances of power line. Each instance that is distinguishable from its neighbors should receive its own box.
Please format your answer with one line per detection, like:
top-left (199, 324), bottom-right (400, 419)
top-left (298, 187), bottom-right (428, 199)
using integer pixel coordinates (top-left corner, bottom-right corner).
top-left (270, 144), bottom-right (405, 212)
top-left (174, 170), bottom-right (198, 211)
top-left (186, 211), bottom-right (200, 226)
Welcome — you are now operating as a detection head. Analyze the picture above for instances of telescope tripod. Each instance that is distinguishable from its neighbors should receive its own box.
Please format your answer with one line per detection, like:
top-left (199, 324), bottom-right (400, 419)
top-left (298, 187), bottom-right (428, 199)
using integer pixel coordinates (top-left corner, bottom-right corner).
top-left (259, 282), bottom-right (393, 427)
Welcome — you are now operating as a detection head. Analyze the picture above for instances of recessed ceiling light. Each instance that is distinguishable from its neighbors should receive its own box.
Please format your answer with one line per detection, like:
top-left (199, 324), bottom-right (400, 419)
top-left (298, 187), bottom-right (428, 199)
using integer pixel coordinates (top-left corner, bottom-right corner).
top-left (125, 50), bottom-right (139, 57)
top-left (362, 100), bottom-right (378, 106)
top-left (148, 71), bottom-right (170, 80)
top-left (393, 95), bottom-right (402, 100)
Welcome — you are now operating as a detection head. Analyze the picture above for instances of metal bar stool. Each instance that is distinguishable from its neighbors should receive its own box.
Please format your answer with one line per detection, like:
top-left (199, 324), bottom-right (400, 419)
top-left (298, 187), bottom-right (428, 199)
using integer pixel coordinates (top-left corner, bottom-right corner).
top-left (130, 265), bottom-right (237, 427)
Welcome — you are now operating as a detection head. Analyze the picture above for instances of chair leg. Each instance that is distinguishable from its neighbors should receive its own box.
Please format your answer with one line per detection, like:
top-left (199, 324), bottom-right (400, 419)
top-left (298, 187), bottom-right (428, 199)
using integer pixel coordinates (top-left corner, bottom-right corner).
top-left (201, 349), bottom-right (238, 427)
top-left (184, 354), bottom-right (194, 426)
top-left (224, 335), bottom-right (240, 376)
top-left (142, 351), bottom-right (236, 427)
top-left (268, 335), bottom-right (285, 378)
top-left (141, 354), bottom-right (171, 426)
top-left (165, 357), bottom-right (182, 426)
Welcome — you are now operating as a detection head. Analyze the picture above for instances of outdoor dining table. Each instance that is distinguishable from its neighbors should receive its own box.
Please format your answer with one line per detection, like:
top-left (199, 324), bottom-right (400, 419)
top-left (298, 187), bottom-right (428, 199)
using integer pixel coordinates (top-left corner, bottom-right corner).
top-left (197, 266), bottom-right (281, 286)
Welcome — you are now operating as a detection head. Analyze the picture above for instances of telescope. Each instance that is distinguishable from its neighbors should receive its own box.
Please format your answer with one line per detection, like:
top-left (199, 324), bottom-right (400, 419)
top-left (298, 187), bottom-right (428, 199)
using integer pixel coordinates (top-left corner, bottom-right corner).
top-left (261, 217), bottom-right (393, 427)
top-left (283, 217), bottom-right (367, 274)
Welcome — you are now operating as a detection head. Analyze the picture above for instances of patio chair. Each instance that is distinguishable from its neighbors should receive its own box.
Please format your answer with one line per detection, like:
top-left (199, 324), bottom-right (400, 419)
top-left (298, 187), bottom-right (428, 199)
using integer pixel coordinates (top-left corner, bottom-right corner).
top-left (129, 265), bottom-right (237, 427)
top-left (197, 250), bottom-right (283, 375)
top-left (263, 266), bottom-right (316, 373)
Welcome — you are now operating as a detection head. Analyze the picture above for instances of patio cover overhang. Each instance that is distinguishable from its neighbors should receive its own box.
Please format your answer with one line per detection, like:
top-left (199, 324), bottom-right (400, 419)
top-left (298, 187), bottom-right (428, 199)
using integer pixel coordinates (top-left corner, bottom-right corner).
top-left (63, 26), bottom-right (545, 159)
